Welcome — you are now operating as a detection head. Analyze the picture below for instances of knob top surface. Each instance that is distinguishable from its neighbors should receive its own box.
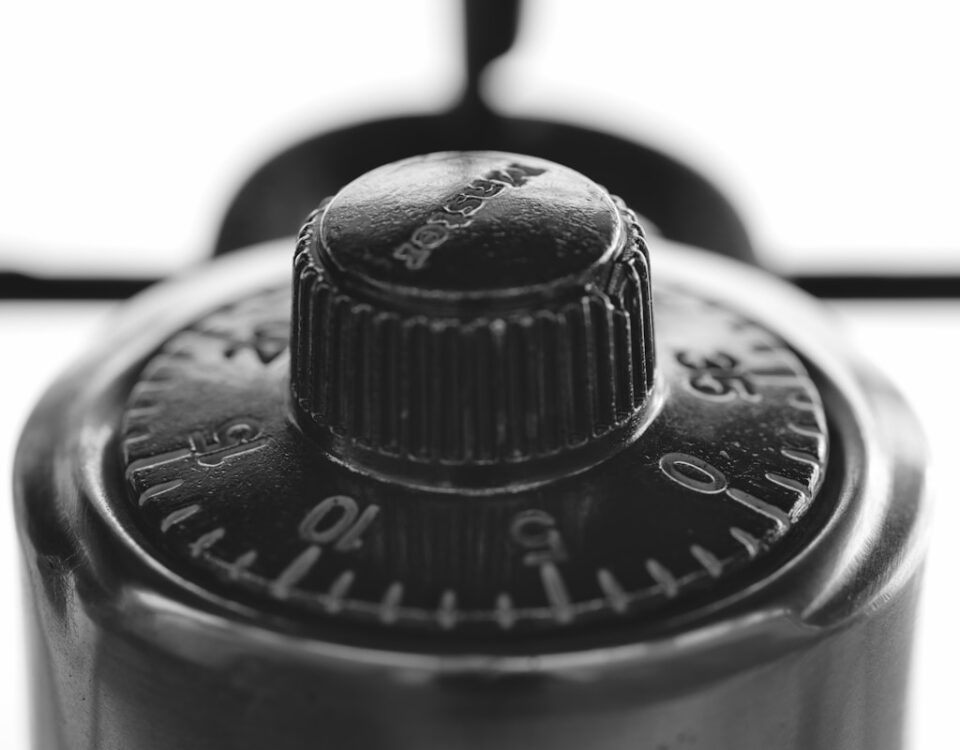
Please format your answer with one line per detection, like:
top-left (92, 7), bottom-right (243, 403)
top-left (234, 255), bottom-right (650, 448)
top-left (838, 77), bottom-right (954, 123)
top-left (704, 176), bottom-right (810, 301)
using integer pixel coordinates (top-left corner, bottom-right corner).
top-left (317, 151), bottom-right (622, 306)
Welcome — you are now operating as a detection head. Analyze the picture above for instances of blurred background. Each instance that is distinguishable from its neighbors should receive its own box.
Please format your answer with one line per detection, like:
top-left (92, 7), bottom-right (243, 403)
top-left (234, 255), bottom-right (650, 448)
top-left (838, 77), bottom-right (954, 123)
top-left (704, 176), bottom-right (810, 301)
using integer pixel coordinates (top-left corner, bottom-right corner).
top-left (1, 0), bottom-right (957, 746)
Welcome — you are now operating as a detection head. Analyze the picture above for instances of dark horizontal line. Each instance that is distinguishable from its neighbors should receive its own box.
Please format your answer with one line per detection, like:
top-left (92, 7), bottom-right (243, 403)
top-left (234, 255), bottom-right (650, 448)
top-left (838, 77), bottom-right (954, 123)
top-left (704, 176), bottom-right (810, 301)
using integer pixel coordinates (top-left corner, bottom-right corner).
top-left (789, 274), bottom-right (960, 300)
top-left (0, 273), bottom-right (155, 300)
top-left (2, 271), bottom-right (960, 301)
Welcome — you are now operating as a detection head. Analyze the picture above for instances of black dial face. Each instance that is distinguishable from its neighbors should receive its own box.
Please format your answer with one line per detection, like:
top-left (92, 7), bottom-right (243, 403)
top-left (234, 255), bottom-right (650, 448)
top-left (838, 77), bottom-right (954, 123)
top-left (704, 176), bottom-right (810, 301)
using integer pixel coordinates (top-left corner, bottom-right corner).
top-left (119, 285), bottom-right (828, 636)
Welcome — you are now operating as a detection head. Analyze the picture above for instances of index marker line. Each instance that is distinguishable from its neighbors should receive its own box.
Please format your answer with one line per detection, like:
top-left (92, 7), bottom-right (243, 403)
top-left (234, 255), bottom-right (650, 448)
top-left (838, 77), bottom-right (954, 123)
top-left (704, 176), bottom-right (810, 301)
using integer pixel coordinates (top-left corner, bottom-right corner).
top-left (540, 563), bottom-right (573, 624)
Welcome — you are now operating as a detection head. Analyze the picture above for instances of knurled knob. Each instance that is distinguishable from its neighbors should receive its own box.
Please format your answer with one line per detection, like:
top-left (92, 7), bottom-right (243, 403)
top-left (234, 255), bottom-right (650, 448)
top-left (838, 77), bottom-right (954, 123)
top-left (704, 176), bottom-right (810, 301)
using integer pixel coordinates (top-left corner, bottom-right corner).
top-left (290, 151), bottom-right (655, 484)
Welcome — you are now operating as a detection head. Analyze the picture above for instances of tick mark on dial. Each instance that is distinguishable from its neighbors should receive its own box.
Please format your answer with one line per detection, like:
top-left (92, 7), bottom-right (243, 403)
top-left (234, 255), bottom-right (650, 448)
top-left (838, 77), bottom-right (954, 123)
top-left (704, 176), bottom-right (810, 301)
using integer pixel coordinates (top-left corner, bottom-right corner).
top-left (781, 448), bottom-right (823, 484)
top-left (125, 405), bottom-right (163, 420)
top-left (161, 504), bottom-right (200, 532)
top-left (130, 380), bottom-right (173, 399)
top-left (495, 593), bottom-right (516, 630)
top-left (765, 472), bottom-right (812, 502)
top-left (690, 545), bottom-right (722, 578)
top-left (325, 570), bottom-right (355, 613)
top-left (540, 563), bottom-right (573, 623)
top-left (725, 488), bottom-right (791, 530)
top-left (787, 392), bottom-right (817, 411)
top-left (730, 527), bottom-right (761, 558)
top-left (138, 479), bottom-right (184, 507)
top-left (121, 433), bottom-right (152, 459)
top-left (436, 589), bottom-right (458, 630)
top-left (646, 559), bottom-right (679, 598)
top-left (787, 421), bottom-right (827, 451)
top-left (189, 527), bottom-right (225, 558)
top-left (380, 582), bottom-right (404, 624)
top-left (271, 546), bottom-right (321, 598)
top-left (126, 448), bottom-right (192, 483)
top-left (786, 420), bottom-right (824, 436)
top-left (224, 550), bottom-right (258, 580)
top-left (597, 568), bottom-right (628, 613)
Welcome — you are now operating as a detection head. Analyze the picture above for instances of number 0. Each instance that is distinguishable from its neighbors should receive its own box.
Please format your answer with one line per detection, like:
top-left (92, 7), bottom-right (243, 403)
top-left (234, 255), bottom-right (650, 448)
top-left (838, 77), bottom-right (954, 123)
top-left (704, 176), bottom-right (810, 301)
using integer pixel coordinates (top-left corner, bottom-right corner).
top-left (659, 453), bottom-right (728, 494)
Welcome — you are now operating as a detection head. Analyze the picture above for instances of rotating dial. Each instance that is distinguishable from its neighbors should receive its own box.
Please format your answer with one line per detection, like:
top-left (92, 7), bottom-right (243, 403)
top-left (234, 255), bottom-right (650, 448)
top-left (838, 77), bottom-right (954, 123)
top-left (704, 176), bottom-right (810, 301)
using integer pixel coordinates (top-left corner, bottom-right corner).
top-left (120, 282), bottom-right (827, 636)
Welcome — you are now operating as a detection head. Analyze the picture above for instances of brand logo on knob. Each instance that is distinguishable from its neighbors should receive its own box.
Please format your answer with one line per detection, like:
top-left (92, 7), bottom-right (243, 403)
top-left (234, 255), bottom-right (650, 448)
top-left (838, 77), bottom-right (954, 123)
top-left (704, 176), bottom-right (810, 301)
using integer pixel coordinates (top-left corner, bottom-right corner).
top-left (392, 162), bottom-right (547, 271)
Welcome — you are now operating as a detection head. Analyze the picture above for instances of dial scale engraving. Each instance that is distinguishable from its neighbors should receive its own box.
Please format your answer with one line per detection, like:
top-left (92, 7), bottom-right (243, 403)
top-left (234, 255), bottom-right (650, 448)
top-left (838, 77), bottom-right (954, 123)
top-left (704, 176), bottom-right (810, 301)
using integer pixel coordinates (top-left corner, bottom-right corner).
top-left (120, 284), bottom-right (828, 634)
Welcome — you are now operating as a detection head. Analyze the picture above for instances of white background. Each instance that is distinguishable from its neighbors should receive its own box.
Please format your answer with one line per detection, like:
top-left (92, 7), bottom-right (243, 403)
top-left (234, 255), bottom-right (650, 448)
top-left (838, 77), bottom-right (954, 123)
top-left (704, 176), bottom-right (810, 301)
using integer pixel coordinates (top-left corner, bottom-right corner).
top-left (2, 1), bottom-right (959, 747)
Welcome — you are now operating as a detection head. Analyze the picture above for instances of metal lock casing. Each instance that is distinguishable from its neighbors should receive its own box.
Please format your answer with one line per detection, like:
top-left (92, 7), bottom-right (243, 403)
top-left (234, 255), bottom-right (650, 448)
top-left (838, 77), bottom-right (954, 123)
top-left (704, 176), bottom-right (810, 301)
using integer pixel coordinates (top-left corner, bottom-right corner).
top-left (14, 153), bottom-right (928, 749)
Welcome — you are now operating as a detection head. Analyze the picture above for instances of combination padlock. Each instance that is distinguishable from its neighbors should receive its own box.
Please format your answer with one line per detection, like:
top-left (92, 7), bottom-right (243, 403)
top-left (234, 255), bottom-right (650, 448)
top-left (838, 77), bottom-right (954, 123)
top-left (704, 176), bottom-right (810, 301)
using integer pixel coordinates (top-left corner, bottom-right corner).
top-left (15, 151), bottom-right (927, 749)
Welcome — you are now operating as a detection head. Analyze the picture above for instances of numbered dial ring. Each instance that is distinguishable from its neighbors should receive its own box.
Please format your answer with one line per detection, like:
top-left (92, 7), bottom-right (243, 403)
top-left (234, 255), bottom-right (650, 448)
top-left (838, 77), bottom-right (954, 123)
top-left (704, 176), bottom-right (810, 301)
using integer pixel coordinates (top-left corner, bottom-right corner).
top-left (120, 285), bottom-right (828, 637)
